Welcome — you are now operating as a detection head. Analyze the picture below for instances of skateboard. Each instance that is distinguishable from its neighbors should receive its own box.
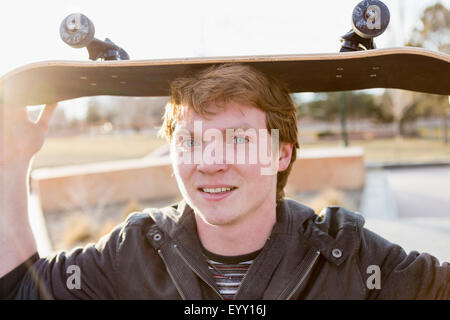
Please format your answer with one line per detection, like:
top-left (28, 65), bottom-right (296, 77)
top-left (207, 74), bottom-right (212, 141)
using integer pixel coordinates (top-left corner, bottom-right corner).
top-left (1, 47), bottom-right (449, 107)
top-left (1, 0), bottom-right (449, 107)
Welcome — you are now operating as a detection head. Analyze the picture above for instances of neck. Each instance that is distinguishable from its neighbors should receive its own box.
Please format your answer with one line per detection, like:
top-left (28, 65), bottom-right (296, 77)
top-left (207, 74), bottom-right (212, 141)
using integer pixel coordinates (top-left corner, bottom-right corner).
top-left (194, 201), bottom-right (277, 256)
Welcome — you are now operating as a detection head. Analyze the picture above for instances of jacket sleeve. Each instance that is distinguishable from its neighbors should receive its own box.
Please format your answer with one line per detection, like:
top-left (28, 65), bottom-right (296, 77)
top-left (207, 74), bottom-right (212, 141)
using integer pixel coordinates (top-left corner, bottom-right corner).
top-left (0, 221), bottom-right (125, 300)
top-left (359, 227), bottom-right (450, 299)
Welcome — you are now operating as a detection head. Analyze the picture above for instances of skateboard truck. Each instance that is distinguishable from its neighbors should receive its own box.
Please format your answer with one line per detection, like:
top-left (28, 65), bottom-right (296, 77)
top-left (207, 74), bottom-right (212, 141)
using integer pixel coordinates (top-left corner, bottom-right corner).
top-left (340, 0), bottom-right (390, 52)
top-left (60, 13), bottom-right (130, 61)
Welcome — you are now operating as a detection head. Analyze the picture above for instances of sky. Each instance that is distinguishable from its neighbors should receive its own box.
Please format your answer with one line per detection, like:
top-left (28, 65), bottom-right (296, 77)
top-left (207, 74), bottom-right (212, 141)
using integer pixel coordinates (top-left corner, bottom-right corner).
top-left (1, 0), bottom-right (448, 117)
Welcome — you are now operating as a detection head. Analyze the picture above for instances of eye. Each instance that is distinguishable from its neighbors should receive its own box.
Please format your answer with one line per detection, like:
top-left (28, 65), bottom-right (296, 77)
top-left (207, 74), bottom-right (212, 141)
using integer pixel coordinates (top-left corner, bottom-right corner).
top-left (180, 137), bottom-right (199, 148)
top-left (233, 136), bottom-right (249, 144)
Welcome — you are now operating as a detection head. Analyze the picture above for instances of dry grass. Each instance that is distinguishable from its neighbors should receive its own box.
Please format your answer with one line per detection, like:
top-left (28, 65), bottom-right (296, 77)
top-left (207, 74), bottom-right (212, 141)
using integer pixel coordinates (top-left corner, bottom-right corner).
top-left (33, 133), bottom-right (167, 169)
top-left (306, 188), bottom-right (348, 214)
top-left (355, 138), bottom-right (450, 163)
top-left (48, 197), bottom-right (178, 251)
top-left (288, 188), bottom-right (361, 215)
top-left (52, 200), bottom-right (142, 250)
top-left (300, 138), bottom-right (450, 163)
top-left (60, 215), bottom-right (94, 248)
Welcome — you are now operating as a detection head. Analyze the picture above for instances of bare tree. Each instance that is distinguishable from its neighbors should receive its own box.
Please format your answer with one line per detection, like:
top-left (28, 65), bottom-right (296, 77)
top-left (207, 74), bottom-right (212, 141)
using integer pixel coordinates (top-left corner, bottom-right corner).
top-left (406, 2), bottom-right (450, 143)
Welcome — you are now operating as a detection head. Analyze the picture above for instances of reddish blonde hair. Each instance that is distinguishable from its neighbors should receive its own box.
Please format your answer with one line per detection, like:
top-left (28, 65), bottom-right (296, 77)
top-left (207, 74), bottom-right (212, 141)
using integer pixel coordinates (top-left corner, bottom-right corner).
top-left (159, 63), bottom-right (299, 203)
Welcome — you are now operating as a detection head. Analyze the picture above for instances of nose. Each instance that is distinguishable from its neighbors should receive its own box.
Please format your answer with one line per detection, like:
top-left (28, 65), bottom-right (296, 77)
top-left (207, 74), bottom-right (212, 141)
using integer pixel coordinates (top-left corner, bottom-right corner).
top-left (197, 141), bottom-right (229, 174)
top-left (197, 161), bottom-right (229, 174)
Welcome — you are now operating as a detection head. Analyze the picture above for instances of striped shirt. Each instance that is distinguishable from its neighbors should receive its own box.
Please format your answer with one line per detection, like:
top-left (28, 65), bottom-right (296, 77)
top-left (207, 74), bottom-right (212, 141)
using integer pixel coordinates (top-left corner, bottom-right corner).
top-left (202, 247), bottom-right (262, 300)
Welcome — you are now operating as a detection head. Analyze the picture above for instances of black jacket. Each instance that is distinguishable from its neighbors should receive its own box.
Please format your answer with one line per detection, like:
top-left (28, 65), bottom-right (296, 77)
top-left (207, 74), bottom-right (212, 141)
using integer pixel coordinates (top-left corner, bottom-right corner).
top-left (1, 199), bottom-right (449, 299)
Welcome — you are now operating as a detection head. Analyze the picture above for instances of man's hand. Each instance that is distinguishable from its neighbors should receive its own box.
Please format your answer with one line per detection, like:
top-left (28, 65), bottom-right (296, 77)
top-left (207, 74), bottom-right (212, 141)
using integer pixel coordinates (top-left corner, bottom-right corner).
top-left (1, 103), bottom-right (58, 167)
top-left (0, 103), bottom-right (57, 276)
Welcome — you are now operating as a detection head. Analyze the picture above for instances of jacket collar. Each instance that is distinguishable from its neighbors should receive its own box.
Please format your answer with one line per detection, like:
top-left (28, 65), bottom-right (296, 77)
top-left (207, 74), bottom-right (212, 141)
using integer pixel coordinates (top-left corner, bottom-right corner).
top-left (147, 198), bottom-right (364, 267)
top-left (151, 198), bottom-right (316, 245)
top-left (300, 206), bottom-right (365, 266)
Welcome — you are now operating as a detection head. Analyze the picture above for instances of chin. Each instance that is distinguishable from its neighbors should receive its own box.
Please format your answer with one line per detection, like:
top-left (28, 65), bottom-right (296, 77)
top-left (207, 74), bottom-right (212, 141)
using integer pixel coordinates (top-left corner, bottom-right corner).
top-left (196, 207), bottom-right (242, 226)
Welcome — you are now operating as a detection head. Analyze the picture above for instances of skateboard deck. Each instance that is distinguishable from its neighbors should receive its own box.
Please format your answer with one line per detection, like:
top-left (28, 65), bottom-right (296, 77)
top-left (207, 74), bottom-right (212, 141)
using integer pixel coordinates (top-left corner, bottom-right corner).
top-left (1, 47), bottom-right (449, 107)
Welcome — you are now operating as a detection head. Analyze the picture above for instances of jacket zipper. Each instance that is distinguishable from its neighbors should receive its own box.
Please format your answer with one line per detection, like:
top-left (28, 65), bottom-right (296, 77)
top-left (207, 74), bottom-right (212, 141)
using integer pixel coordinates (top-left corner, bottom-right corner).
top-left (157, 249), bottom-right (187, 300)
top-left (279, 250), bottom-right (321, 300)
top-left (174, 245), bottom-right (224, 300)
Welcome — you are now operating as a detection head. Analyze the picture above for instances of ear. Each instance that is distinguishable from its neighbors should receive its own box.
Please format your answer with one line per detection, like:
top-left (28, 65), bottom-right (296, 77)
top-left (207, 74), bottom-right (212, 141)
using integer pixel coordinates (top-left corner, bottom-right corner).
top-left (278, 142), bottom-right (294, 172)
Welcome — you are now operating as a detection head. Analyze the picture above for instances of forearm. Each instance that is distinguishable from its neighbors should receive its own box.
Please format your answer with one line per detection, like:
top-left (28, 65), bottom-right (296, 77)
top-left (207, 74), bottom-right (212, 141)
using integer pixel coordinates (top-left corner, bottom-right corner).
top-left (0, 162), bottom-right (37, 277)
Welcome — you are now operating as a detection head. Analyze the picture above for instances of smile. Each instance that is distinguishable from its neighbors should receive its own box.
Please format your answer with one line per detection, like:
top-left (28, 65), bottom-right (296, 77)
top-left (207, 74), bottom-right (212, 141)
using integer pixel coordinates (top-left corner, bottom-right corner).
top-left (200, 187), bottom-right (237, 194)
top-left (197, 186), bottom-right (238, 201)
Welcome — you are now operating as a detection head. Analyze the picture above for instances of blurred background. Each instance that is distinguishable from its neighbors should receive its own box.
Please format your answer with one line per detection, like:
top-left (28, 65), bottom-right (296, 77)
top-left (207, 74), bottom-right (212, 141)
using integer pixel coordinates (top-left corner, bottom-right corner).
top-left (1, 0), bottom-right (449, 262)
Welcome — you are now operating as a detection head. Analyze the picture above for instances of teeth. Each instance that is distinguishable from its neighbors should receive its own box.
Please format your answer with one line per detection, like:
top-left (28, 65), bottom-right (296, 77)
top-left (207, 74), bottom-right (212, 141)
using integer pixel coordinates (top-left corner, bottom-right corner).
top-left (202, 187), bottom-right (233, 193)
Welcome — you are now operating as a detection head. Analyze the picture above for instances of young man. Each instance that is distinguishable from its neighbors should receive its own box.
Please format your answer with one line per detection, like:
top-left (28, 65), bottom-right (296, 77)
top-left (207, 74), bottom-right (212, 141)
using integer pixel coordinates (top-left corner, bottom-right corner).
top-left (1, 64), bottom-right (449, 300)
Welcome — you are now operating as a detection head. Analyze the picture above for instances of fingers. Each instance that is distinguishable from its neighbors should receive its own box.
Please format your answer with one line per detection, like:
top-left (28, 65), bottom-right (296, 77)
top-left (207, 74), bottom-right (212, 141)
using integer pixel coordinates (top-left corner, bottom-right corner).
top-left (36, 103), bottom-right (58, 128)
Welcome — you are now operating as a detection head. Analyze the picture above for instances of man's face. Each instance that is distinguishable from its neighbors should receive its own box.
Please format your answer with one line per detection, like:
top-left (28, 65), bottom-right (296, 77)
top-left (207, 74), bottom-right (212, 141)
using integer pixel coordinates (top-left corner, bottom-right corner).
top-left (170, 101), bottom-right (292, 227)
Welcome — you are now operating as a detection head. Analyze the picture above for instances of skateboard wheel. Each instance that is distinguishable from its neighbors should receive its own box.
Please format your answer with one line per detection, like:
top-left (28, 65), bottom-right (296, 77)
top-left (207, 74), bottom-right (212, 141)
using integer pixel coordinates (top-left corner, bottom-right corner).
top-left (351, 0), bottom-right (390, 39)
top-left (60, 13), bottom-right (95, 48)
